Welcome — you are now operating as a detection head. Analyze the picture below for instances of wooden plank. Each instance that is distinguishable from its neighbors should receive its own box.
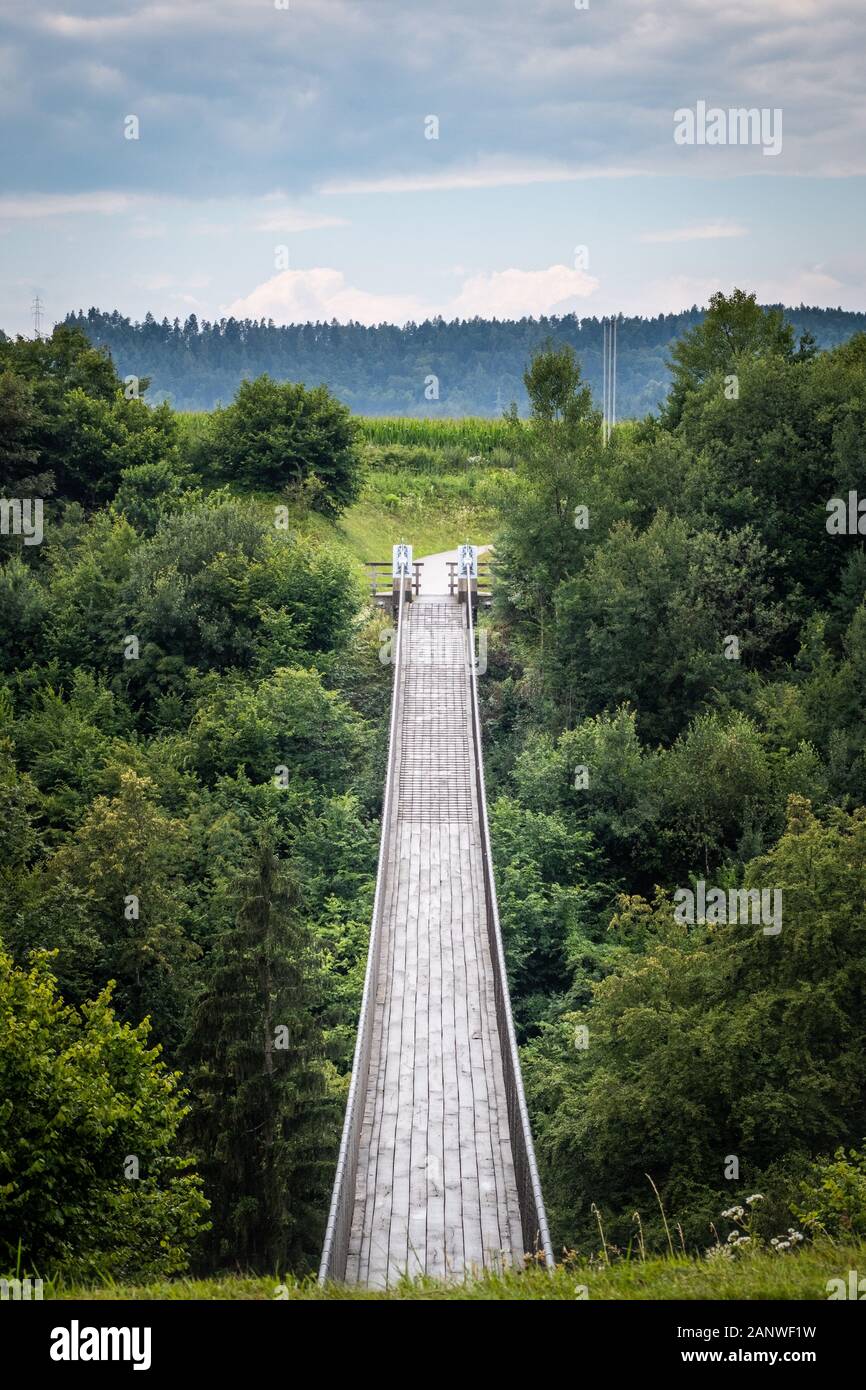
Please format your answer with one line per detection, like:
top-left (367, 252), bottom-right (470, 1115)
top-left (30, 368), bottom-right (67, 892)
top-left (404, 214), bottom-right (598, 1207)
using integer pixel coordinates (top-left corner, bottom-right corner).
top-left (347, 597), bottom-right (523, 1286)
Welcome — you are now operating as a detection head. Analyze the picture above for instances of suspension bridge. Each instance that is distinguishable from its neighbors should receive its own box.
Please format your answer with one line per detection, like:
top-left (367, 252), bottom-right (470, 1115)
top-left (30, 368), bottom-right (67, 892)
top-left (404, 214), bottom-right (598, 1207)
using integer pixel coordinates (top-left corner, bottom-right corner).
top-left (318, 545), bottom-right (553, 1288)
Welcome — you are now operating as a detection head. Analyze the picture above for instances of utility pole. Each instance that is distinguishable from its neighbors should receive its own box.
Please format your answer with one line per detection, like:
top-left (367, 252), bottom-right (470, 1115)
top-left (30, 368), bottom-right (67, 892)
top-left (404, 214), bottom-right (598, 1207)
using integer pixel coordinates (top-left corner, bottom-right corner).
top-left (31, 293), bottom-right (45, 340)
top-left (601, 314), bottom-right (618, 447)
top-left (612, 313), bottom-right (617, 439)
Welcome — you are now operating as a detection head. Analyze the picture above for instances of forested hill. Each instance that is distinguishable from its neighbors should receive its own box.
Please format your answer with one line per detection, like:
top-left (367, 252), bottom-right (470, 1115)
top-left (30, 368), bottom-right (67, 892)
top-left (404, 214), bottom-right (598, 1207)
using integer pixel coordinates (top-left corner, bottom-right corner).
top-left (62, 304), bottom-right (866, 417)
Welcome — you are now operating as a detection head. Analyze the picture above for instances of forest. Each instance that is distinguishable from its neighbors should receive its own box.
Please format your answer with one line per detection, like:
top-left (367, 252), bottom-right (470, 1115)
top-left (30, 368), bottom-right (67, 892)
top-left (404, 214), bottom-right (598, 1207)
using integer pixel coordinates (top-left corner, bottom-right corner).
top-left (1, 289), bottom-right (865, 1291)
top-left (61, 302), bottom-right (866, 419)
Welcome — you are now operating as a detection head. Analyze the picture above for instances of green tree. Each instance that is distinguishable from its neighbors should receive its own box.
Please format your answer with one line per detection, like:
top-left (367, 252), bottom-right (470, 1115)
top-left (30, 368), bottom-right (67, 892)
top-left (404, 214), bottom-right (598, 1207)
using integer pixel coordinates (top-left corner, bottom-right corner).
top-left (511, 707), bottom-right (659, 885)
top-left (0, 369), bottom-right (50, 494)
top-left (0, 938), bottom-right (208, 1279)
top-left (189, 665), bottom-right (366, 792)
top-left (523, 798), bottom-right (866, 1251)
top-left (495, 343), bottom-right (606, 652)
top-left (0, 557), bottom-right (50, 671)
top-left (490, 795), bottom-right (610, 1034)
top-left (186, 838), bottom-right (334, 1271)
top-left (664, 289), bottom-right (797, 426)
top-left (205, 374), bottom-right (362, 514)
top-left (0, 325), bottom-right (175, 505)
top-left (13, 771), bottom-right (197, 1046)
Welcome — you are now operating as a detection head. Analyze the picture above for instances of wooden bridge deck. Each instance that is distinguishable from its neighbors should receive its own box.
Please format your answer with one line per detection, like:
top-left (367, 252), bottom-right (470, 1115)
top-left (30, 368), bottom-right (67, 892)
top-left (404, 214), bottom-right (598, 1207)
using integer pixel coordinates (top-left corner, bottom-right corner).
top-left (345, 598), bottom-right (524, 1287)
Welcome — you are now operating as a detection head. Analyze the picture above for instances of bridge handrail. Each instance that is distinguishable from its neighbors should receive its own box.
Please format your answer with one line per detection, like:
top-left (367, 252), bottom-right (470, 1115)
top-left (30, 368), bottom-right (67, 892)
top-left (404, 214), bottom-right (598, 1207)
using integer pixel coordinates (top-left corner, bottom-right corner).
top-left (318, 581), bottom-right (406, 1283)
top-left (465, 597), bottom-right (555, 1267)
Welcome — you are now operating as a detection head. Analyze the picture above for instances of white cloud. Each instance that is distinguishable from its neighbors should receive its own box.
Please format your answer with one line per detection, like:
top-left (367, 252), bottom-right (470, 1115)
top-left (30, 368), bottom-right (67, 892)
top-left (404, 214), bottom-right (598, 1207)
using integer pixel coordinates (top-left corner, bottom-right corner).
top-left (254, 211), bottom-right (348, 233)
top-left (224, 268), bottom-right (425, 326)
top-left (754, 266), bottom-right (847, 305)
top-left (225, 263), bottom-right (599, 326)
top-left (0, 192), bottom-right (146, 220)
top-left (619, 275), bottom-right (732, 318)
top-left (130, 220), bottom-right (168, 240)
top-left (321, 161), bottom-right (640, 196)
top-left (638, 222), bottom-right (749, 244)
top-left (448, 265), bottom-right (599, 319)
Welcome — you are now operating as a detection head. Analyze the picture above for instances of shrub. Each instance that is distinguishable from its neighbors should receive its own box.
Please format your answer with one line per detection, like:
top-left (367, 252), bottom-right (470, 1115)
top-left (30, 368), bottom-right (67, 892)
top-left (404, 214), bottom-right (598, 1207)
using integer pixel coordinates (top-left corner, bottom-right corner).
top-left (0, 940), bottom-right (208, 1279)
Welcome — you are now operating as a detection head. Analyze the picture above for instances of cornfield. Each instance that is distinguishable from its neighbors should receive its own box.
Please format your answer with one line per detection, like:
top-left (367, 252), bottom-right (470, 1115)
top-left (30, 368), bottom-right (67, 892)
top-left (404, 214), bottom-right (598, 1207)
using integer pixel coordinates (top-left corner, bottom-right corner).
top-left (357, 416), bottom-right (517, 452)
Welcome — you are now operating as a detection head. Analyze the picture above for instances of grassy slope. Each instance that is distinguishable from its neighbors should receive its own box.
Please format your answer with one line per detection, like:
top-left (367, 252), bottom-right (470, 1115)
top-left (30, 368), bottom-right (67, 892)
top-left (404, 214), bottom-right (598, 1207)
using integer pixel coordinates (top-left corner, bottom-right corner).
top-left (333, 495), bottom-right (495, 562)
top-left (287, 469), bottom-right (500, 564)
top-left (178, 410), bottom-right (501, 562)
top-left (47, 1245), bottom-right (862, 1300)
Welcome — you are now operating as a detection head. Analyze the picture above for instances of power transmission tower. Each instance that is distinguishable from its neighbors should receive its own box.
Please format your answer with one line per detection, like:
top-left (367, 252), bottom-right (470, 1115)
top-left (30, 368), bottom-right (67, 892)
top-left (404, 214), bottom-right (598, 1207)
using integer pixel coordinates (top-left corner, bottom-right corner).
top-left (601, 314), bottom-right (618, 447)
top-left (31, 294), bottom-right (45, 340)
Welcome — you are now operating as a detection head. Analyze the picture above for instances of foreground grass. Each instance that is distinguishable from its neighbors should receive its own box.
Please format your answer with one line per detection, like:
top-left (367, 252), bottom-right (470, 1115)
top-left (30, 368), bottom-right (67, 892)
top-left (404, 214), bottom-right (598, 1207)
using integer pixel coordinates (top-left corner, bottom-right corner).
top-left (46, 1244), bottom-right (862, 1300)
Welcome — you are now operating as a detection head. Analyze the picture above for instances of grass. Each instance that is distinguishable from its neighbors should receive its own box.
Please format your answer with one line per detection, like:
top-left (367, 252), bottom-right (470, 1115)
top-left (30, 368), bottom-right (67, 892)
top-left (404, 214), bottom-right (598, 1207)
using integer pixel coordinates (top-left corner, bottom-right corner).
top-left (334, 503), bottom-right (493, 563)
top-left (335, 468), bottom-right (504, 560)
top-left (274, 466), bottom-right (503, 566)
top-left (43, 1243), bottom-right (863, 1300)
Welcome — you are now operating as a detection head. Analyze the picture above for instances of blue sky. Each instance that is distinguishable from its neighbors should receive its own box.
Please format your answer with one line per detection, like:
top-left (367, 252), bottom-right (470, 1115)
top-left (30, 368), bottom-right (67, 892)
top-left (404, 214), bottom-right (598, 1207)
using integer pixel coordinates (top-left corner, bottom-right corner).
top-left (1, 0), bottom-right (864, 335)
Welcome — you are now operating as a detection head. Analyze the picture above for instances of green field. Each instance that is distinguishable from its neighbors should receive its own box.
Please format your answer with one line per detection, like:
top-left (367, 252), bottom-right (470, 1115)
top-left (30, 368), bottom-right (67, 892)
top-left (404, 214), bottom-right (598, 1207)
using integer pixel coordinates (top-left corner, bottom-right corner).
top-left (178, 412), bottom-right (517, 452)
top-left (357, 416), bottom-right (515, 451)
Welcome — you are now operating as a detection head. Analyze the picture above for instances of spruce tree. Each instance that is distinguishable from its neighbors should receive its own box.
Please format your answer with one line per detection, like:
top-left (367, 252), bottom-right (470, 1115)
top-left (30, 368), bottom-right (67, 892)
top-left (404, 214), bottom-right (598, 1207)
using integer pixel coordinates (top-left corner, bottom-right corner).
top-left (188, 835), bottom-right (333, 1272)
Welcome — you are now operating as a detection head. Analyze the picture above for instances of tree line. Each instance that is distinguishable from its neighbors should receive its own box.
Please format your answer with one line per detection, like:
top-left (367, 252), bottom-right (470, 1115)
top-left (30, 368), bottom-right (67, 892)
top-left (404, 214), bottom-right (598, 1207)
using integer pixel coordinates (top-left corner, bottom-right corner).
top-left (60, 302), bottom-right (866, 418)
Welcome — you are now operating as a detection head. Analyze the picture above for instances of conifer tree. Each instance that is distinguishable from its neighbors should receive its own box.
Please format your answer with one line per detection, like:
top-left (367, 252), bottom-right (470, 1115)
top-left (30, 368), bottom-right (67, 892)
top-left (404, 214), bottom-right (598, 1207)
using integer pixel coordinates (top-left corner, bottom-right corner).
top-left (188, 834), bottom-right (333, 1272)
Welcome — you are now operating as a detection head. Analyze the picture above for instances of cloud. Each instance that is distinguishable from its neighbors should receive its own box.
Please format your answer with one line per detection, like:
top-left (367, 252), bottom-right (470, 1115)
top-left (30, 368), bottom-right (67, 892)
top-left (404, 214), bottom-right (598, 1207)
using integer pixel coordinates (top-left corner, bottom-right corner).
top-left (0, 192), bottom-right (146, 220)
top-left (448, 265), bottom-right (598, 319)
top-left (321, 162), bottom-right (640, 196)
top-left (754, 266), bottom-right (847, 305)
top-left (253, 211), bottom-right (348, 233)
top-left (5, 0), bottom-right (864, 202)
top-left (224, 268), bottom-right (425, 326)
top-left (617, 263), bottom-right (856, 319)
top-left (225, 263), bottom-right (599, 326)
top-left (129, 219), bottom-right (168, 240)
top-left (620, 274), bottom-right (735, 318)
top-left (0, 189), bottom-right (347, 237)
top-left (2, 0), bottom-right (863, 332)
top-left (638, 222), bottom-right (749, 244)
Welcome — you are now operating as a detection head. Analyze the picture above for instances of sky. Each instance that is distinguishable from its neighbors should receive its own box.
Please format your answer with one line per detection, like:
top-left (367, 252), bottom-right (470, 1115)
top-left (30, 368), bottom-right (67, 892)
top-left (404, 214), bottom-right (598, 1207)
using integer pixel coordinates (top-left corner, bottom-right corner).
top-left (1, 0), bottom-right (864, 335)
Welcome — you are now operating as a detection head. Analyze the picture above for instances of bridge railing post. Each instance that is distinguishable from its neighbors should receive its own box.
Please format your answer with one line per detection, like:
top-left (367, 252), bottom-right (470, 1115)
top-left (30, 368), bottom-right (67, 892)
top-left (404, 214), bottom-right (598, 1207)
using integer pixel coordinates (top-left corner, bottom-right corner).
top-left (391, 542), bottom-right (414, 615)
top-left (456, 542), bottom-right (479, 613)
